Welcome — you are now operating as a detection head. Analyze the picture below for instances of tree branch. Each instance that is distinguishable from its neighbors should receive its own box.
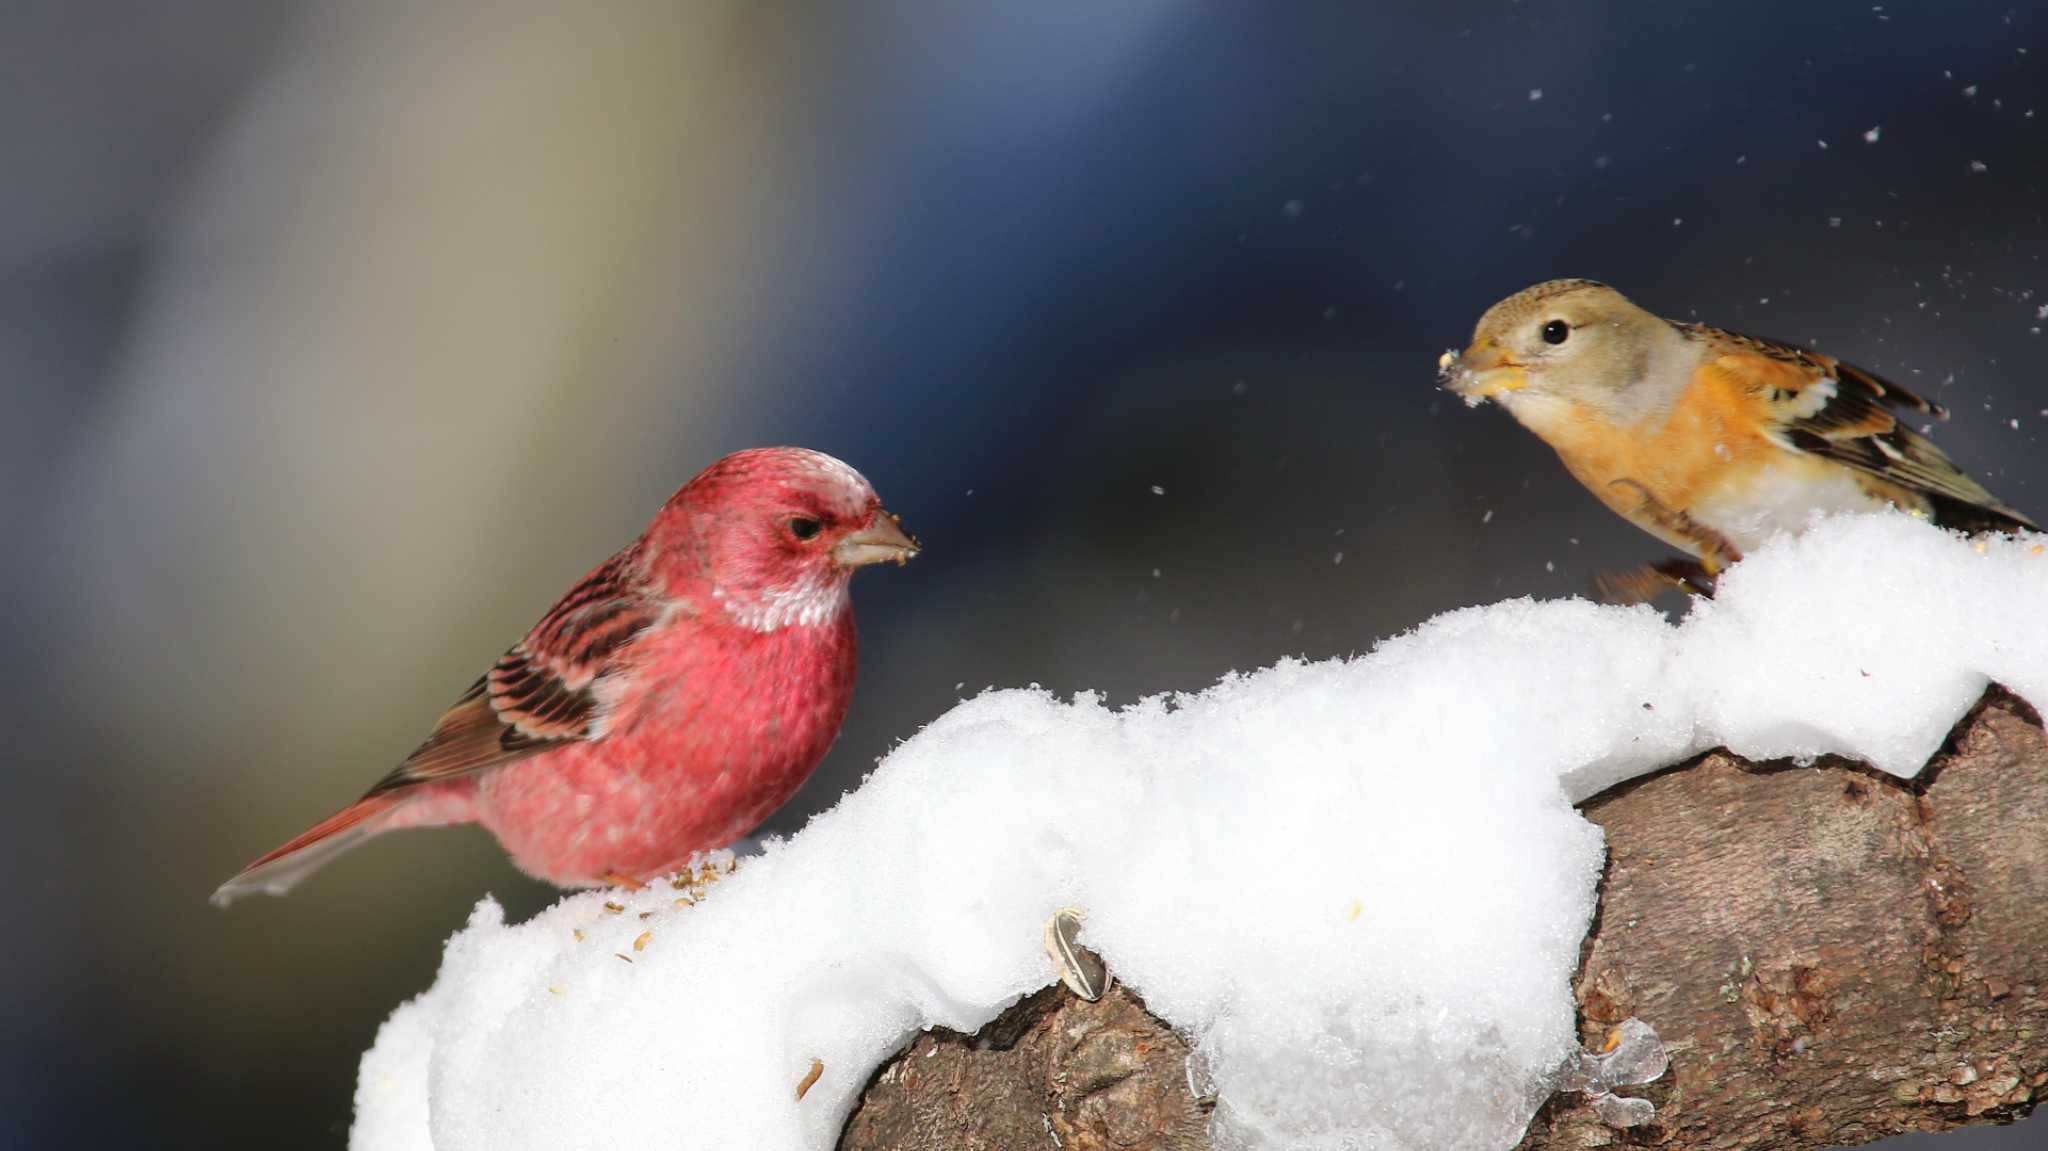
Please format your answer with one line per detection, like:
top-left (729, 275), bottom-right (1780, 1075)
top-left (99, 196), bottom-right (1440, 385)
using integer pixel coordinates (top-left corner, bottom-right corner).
top-left (839, 690), bottom-right (2047, 1151)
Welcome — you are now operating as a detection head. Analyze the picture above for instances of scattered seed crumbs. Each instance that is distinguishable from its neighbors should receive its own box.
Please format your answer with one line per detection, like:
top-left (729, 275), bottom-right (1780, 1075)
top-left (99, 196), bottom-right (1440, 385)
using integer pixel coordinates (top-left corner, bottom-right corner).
top-left (795, 1059), bottom-right (824, 1101)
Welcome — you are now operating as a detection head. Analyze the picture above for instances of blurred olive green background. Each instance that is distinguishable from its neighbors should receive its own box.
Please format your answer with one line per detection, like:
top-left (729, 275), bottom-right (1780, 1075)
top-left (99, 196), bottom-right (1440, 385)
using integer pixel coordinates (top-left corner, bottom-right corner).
top-left (3, 3), bottom-right (2044, 1147)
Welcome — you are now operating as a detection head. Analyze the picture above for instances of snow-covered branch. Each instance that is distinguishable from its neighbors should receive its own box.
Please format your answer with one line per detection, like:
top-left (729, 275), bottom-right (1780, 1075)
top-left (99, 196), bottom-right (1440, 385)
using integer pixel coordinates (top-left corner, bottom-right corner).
top-left (841, 689), bottom-right (2048, 1151)
top-left (1527, 688), bottom-right (2045, 1148)
top-left (351, 516), bottom-right (2048, 1151)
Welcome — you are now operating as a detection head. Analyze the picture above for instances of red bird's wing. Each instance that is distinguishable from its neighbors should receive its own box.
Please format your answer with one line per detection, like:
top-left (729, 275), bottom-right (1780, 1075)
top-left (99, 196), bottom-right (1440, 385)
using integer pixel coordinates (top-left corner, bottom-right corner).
top-left (366, 549), bottom-right (664, 795)
top-left (211, 549), bottom-right (666, 905)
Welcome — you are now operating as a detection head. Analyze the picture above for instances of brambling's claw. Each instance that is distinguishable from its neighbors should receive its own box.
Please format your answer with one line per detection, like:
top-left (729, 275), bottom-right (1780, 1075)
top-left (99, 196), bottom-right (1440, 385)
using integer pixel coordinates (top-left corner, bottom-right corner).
top-left (1653, 558), bottom-right (1719, 598)
top-left (1593, 558), bottom-right (1718, 605)
top-left (1044, 907), bottom-right (1110, 1001)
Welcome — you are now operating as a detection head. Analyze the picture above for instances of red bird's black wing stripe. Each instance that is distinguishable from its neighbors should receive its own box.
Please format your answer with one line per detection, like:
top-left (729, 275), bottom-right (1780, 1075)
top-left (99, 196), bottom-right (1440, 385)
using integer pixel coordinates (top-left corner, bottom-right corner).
top-left (365, 548), bottom-right (663, 796)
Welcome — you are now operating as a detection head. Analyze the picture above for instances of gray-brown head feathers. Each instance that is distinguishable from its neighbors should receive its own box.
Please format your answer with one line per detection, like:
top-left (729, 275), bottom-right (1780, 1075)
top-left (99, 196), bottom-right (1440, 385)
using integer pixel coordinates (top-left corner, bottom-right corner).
top-left (1442, 279), bottom-right (1693, 424)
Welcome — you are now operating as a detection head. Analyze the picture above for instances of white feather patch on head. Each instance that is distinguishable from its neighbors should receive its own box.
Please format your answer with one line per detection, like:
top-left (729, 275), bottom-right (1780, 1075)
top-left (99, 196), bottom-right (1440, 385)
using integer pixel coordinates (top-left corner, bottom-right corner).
top-left (785, 449), bottom-right (876, 518)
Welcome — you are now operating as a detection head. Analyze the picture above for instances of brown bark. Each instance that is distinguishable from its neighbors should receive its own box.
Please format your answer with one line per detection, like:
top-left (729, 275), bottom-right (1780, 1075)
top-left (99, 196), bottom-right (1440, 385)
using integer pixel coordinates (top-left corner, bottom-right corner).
top-left (838, 690), bottom-right (2047, 1151)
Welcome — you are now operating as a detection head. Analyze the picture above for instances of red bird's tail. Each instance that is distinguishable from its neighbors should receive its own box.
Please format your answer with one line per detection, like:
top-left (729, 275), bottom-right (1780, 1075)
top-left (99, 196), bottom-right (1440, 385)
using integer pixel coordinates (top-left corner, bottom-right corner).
top-left (210, 794), bottom-right (403, 907)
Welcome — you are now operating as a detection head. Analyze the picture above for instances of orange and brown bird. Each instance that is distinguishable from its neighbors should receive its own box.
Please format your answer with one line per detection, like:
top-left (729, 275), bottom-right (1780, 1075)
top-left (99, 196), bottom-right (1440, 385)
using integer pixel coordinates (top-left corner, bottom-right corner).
top-left (1439, 279), bottom-right (2035, 599)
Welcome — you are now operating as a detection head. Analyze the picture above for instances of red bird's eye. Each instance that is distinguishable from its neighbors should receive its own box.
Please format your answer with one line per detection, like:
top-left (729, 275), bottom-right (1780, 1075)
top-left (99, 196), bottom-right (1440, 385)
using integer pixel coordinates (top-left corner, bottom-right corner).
top-left (788, 517), bottom-right (823, 541)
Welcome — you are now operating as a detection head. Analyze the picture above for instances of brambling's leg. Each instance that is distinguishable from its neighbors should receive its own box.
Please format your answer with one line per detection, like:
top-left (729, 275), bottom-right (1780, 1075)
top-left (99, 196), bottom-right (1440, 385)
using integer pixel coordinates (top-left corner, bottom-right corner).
top-left (1607, 480), bottom-right (1742, 572)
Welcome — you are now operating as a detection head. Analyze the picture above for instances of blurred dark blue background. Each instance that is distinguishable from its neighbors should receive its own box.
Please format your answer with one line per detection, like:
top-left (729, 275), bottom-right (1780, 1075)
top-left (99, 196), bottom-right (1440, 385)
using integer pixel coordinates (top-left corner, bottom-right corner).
top-left (2, 2), bottom-right (2043, 1147)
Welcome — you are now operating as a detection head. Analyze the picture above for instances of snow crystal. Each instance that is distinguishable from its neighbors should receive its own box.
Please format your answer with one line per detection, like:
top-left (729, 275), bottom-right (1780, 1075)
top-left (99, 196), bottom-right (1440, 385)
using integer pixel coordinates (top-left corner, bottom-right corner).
top-left (353, 514), bottom-right (2047, 1151)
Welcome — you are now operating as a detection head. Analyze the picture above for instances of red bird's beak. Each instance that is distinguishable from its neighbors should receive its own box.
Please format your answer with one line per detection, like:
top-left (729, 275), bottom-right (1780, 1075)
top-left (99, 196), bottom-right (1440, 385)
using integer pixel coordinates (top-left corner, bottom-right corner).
top-left (834, 510), bottom-right (920, 568)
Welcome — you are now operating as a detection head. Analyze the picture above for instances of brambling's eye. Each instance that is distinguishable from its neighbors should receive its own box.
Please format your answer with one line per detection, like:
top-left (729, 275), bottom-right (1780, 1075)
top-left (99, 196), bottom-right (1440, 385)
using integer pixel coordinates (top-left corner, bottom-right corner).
top-left (1541, 319), bottom-right (1571, 345)
top-left (788, 517), bottom-right (823, 541)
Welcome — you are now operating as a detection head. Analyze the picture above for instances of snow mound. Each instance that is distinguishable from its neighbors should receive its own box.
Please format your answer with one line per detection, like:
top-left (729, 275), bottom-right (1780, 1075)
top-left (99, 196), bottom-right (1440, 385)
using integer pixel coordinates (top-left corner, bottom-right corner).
top-left (351, 514), bottom-right (2048, 1151)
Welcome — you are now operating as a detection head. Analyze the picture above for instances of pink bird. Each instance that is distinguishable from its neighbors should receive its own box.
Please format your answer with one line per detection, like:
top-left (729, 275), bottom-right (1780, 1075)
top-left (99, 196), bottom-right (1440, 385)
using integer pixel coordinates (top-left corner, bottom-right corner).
top-left (212, 447), bottom-right (918, 906)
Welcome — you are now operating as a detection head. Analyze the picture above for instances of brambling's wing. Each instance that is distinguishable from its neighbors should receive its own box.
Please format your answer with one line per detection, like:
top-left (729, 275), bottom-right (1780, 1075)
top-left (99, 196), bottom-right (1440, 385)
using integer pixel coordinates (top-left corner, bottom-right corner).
top-left (1693, 325), bottom-right (2037, 533)
top-left (365, 547), bottom-right (664, 796)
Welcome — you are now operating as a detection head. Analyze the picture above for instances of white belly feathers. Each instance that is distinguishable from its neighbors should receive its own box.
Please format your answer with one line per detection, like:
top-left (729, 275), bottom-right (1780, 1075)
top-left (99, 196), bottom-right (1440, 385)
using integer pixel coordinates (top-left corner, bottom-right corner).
top-left (1691, 459), bottom-right (1893, 555)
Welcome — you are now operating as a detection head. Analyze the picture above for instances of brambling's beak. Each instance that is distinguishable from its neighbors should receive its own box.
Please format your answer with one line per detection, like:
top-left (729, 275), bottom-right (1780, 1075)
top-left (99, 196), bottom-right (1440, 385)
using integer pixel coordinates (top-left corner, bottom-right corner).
top-left (834, 509), bottom-right (920, 568)
top-left (1437, 340), bottom-right (1528, 406)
